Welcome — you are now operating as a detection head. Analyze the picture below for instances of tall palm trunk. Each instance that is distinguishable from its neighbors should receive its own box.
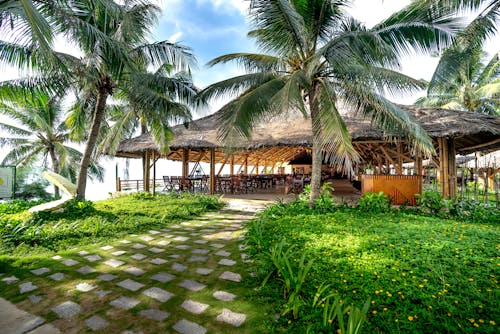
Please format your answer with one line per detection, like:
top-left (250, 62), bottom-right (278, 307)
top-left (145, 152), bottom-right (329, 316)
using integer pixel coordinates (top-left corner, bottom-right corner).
top-left (76, 83), bottom-right (110, 199)
top-left (309, 88), bottom-right (322, 207)
top-left (48, 145), bottom-right (60, 197)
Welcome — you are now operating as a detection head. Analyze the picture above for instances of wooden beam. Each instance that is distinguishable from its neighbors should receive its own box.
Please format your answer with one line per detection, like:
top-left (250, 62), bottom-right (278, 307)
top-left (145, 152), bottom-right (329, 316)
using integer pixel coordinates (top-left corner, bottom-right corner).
top-left (230, 155), bottom-right (234, 176)
top-left (460, 138), bottom-right (500, 152)
top-left (217, 156), bottom-right (229, 176)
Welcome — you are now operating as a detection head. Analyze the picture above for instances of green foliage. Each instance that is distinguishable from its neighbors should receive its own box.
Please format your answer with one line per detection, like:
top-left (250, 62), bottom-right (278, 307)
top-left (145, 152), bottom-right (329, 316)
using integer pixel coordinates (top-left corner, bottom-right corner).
top-left (131, 192), bottom-right (156, 200)
top-left (416, 190), bottom-right (446, 214)
top-left (0, 193), bottom-right (224, 254)
top-left (448, 199), bottom-right (500, 224)
top-left (245, 203), bottom-right (499, 333)
top-left (0, 200), bottom-right (46, 214)
top-left (357, 192), bottom-right (391, 213)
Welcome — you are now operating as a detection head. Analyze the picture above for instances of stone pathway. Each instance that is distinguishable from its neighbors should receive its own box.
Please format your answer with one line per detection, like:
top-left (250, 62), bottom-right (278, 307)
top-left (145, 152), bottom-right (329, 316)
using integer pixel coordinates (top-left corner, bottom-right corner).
top-left (0, 199), bottom-right (269, 333)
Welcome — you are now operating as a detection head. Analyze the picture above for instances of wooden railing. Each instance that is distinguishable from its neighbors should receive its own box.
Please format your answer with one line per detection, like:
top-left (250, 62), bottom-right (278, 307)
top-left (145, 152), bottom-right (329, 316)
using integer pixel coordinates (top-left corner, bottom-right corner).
top-left (116, 178), bottom-right (164, 192)
top-left (361, 174), bottom-right (422, 205)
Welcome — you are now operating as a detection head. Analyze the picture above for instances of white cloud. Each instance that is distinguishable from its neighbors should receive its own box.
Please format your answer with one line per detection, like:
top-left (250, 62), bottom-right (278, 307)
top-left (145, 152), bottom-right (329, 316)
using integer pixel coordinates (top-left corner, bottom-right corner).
top-left (197, 0), bottom-right (249, 16)
top-left (168, 31), bottom-right (183, 42)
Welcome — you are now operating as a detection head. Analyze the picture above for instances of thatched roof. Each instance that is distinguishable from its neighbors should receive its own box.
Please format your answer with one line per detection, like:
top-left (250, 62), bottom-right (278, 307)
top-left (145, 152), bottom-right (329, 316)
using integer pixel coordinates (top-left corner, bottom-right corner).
top-left (115, 106), bottom-right (500, 164)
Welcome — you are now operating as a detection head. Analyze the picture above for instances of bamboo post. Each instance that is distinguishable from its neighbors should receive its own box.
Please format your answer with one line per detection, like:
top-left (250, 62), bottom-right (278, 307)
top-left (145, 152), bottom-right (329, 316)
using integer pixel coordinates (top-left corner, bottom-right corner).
top-left (244, 155), bottom-right (248, 175)
top-left (117, 177), bottom-right (121, 192)
top-left (230, 155), bottom-right (234, 176)
top-left (144, 150), bottom-right (150, 193)
top-left (152, 151), bottom-right (156, 196)
top-left (182, 149), bottom-right (189, 178)
top-left (210, 148), bottom-right (216, 195)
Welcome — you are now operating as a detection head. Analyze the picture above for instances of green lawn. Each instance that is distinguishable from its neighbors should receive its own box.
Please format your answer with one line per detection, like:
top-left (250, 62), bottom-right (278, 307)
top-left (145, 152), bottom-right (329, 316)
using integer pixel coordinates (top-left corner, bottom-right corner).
top-left (245, 201), bottom-right (499, 333)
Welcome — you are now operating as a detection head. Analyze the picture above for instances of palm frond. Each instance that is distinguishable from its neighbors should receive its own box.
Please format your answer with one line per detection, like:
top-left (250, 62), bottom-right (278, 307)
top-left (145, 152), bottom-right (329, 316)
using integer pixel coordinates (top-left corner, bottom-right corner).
top-left (207, 53), bottom-right (284, 73)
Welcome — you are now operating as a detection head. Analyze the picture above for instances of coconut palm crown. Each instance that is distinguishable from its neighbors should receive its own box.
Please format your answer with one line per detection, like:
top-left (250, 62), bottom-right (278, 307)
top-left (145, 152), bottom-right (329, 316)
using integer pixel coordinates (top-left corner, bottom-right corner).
top-left (201, 0), bottom-right (461, 204)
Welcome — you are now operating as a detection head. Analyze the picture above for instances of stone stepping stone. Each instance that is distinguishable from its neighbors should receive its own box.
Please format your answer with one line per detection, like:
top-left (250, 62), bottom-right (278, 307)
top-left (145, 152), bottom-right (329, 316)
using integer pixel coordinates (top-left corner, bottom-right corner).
top-left (77, 266), bottom-right (96, 274)
top-left (52, 301), bottom-right (81, 318)
top-left (169, 254), bottom-right (181, 259)
top-left (180, 222), bottom-right (190, 226)
top-left (120, 240), bottom-right (131, 244)
top-left (131, 253), bottom-right (147, 260)
top-left (215, 250), bottom-right (231, 257)
top-left (110, 296), bottom-right (140, 310)
top-left (178, 280), bottom-right (206, 291)
top-left (194, 240), bottom-right (208, 244)
top-left (172, 236), bottom-right (189, 242)
top-left (124, 267), bottom-right (146, 276)
top-left (84, 255), bottom-right (102, 262)
top-left (181, 299), bottom-right (209, 314)
top-left (78, 250), bottom-right (90, 256)
top-left (104, 259), bottom-right (125, 268)
top-left (188, 256), bottom-right (208, 263)
top-left (151, 272), bottom-right (175, 283)
top-left (30, 267), bottom-right (50, 276)
top-left (157, 240), bottom-right (170, 246)
top-left (142, 287), bottom-right (174, 302)
top-left (112, 250), bottom-right (127, 256)
top-left (101, 245), bottom-right (114, 251)
top-left (29, 294), bottom-right (42, 304)
top-left (218, 259), bottom-right (236, 266)
top-left (238, 244), bottom-right (245, 251)
top-left (150, 258), bottom-right (167, 265)
top-left (2, 276), bottom-right (19, 284)
top-left (52, 255), bottom-right (62, 260)
top-left (149, 247), bottom-right (165, 254)
top-left (139, 236), bottom-right (154, 242)
top-left (19, 282), bottom-right (37, 293)
top-left (190, 233), bottom-right (200, 236)
top-left (219, 271), bottom-right (241, 282)
top-left (241, 253), bottom-right (250, 262)
top-left (93, 290), bottom-right (111, 298)
top-left (76, 282), bottom-right (97, 292)
top-left (173, 319), bottom-right (206, 334)
top-left (97, 273), bottom-right (117, 281)
top-left (116, 279), bottom-right (144, 292)
top-left (172, 263), bottom-right (187, 272)
top-left (216, 308), bottom-right (246, 327)
top-left (213, 291), bottom-right (236, 301)
top-left (49, 273), bottom-right (65, 281)
top-left (192, 249), bottom-right (210, 255)
top-left (175, 245), bottom-right (190, 250)
top-left (86, 315), bottom-right (109, 331)
top-left (162, 234), bottom-right (174, 238)
top-left (195, 268), bottom-right (213, 275)
top-left (62, 259), bottom-right (79, 266)
top-left (148, 230), bottom-right (161, 235)
top-left (139, 309), bottom-right (170, 321)
top-left (132, 243), bottom-right (147, 249)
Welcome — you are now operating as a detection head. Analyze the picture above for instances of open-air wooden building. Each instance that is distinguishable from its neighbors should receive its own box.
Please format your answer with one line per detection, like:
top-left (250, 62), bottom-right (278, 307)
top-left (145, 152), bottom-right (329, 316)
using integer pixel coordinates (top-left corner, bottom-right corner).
top-left (114, 106), bottom-right (500, 203)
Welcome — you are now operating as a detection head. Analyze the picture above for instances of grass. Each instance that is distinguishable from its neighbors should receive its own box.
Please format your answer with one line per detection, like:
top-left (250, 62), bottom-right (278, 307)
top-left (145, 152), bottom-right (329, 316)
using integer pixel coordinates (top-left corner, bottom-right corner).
top-left (245, 200), bottom-right (499, 333)
top-left (0, 194), bottom-right (276, 333)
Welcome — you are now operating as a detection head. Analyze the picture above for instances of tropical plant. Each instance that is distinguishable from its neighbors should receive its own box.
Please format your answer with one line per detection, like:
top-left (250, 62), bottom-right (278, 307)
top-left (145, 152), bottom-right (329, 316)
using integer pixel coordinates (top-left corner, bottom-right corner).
top-left (56, 0), bottom-right (197, 199)
top-left (417, 0), bottom-right (500, 114)
top-left (0, 89), bottom-right (104, 197)
top-left (201, 0), bottom-right (460, 205)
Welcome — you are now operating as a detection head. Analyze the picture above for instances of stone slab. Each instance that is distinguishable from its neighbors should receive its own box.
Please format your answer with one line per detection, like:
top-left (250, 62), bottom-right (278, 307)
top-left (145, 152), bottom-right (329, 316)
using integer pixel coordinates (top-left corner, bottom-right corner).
top-left (131, 253), bottom-right (147, 261)
top-left (172, 236), bottom-right (189, 242)
top-left (26, 323), bottom-right (61, 334)
top-left (139, 236), bottom-right (154, 242)
top-left (172, 319), bottom-right (206, 334)
top-left (112, 250), bottom-right (127, 256)
top-left (110, 296), bottom-right (140, 310)
top-left (142, 287), bottom-right (174, 303)
top-left (29, 295), bottom-right (42, 304)
top-left (51, 255), bottom-right (62, 260)
top-left (149, 247), bottom-right (165, 254)
top-left (120, 240), bottom-right (131, 244)
top-left (132, 243), bottom-right (146, 249)
top-left (97, 273), bottom-right (117, 281)
top-left (93, 290), bottom-right (111, 298)
top-left (215, 250), bottom-right (231, 257)
top-left (195, 268), bottom-right (213, 275)
top-left (85, 315), bottom-right (109, 331)
top-left (52, 301), bottom-right (81, 318)
top-left (188, 256), bottom-right (208, 263)
top-left (181, 299), bottom-right (209, 314)
top-left (84, 255), bottom-right (102, 262)
top-left (150, 258), bottom-right (167, 265)
top-left (2, 276), bottom-right (19, 284)
top-left (213, 291), bottom-right (236, 301)
top-left (76, 282), bottom-right (96, 292)
top-left (210, 243), bottom-right (225, 249)
top-left (148, 230), bottom-right (161, 235)
top-left (49, 273), bottom-right (65, 281)
top-left (192, 249), bottom-right (210, 255)
top-left (193, 240), bottom-right (208, 244)
top-left (77, 266), bottom-right (96, 274)
top-left (116, 279), bottom-right (144, 292)
top-left (20, 282), bottom-right (38, 294)
top-left (157, 240), bottom-right (170, 246)
top-left (139, 309), bottom-right (170, 321)
top-left (101, 245), bottom-right (114, 250)
top-left (78, 250), bottom-right (90, 256)
top-left (124, 267), bottom-right (146, 276)
top-left (104, 259), bottom-right (125, 268)
top-left (216, 308), bottom-right (246, 327)
top-left (61, 259), bottom-right (79, 266)
top-left (219, 271), bottom-right (242, 282)
top-left (171, 263), bottom-right (187, 272)
top-left (31, 267), bottom-right (50, 276)
top-left (175, 245), bottom-right (190, 250)
top-left (0, 297), bottom-right (46, 334)
top-left (178, 280), bottom-right (206, 291)
top-left (218, 259), bottom-right (236, 266)
top-left (151, 272), bottom-right (175, 283)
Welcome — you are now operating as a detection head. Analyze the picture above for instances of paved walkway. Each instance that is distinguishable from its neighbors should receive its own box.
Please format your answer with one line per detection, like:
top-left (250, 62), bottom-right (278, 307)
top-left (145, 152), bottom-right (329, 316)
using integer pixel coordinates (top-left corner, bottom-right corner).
top-left (0, 198), bottom-right (270, 334)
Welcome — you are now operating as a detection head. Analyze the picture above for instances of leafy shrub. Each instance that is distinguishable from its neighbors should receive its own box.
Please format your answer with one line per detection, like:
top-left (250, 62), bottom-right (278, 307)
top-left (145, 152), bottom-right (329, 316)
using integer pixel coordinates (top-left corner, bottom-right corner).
top-left (132, 192), bottom-right (156, 200)
top-left (357, 191), bottom-right (391, 213)
top-left (449, 199), bottom-right (500, 224)
top-left (415, 190), bottom-right (446, 214)
top-left (0, 200), bottom-right (46, 214)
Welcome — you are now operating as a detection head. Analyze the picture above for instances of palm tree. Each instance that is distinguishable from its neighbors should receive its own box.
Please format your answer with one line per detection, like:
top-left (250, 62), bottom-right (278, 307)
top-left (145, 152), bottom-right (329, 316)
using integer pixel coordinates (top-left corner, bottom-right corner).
top-left (0, 89), bottom-right (104, 197)
top-left (416, 50), bottom-right (500, 114)
top-left (38, 0), bottom-right (198, 199)
top-left (201, 0), bottom-right (460, 205)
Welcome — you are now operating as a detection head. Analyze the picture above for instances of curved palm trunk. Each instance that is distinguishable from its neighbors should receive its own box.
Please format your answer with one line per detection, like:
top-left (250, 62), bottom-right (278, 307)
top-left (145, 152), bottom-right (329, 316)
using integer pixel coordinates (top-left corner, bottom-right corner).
top-left (48, 146), bottom-right (60, 198)
top-left (76, 86), bottom-right (109, 199)
top-left (309, 89), bottom-right (322, 207)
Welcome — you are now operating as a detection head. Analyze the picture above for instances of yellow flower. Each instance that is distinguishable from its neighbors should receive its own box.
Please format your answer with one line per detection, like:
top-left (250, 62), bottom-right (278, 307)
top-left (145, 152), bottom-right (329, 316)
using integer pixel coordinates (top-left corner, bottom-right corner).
top-left (479, 319), bottom-right (484, 323)
top-left (490, 320), bottom-right (496, 325)
top-left (469, 278), bottom-right (474, 282)
top-left (469, 319), bottom-right (475, 323)
top-left (408, 316), bottom-right (414, 321)
top-left (447, 313), bottom-right (452, 317)
top-left (428, 306), bottom-right (432, 309)
top-left (328, 319), bottom-right (333, 324)
top-left (474, 323), bottom-right (479, 328)
top-left (383, 308), bottom-right (388, 312)
top-left (419, 284), bottom-right (424, 288)
top-left (372, 310), bottom-right (377, 315)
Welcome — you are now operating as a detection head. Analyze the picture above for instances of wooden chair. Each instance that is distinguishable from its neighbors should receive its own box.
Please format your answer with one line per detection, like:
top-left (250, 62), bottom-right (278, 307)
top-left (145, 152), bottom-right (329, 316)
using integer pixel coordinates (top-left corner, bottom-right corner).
top-left (162, 176), bottom-right (172, 192)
